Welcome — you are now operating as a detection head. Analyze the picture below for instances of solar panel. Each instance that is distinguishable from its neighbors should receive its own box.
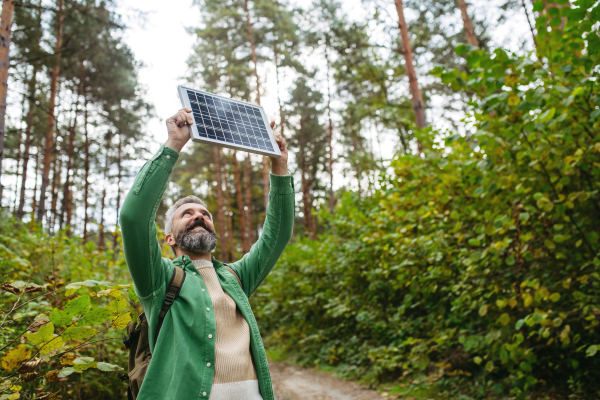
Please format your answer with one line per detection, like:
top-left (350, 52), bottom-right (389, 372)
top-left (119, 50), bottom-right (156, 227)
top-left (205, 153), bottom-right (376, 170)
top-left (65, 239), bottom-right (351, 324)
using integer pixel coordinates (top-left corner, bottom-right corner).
top-left (177, 85), bottom-right (282, 158)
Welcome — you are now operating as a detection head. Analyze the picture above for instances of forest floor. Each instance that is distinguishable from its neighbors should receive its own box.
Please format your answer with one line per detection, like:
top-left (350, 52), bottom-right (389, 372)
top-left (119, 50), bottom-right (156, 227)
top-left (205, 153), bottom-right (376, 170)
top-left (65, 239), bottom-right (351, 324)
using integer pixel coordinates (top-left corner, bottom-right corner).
top-left (269, 360), bottom-right (399, 400)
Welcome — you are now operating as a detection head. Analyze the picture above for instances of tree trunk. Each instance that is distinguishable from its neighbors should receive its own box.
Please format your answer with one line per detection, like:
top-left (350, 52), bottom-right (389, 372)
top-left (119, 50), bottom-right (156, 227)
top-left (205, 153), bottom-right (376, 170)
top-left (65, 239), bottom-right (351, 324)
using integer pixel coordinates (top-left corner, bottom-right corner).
top-left (222, 157), bottom-right (234, 261)
top-left (244, 155), bottom-right (253, 244)
top-left (299, 146), bottom-right (310, 234)
top-left (30, 149), bottom-right (39, 216)
top-left (60, 93), bottom-right (81, 234)
top-left (213, 146), bottom-right (228, 261)
top-left (113, 133), bottom-right (122, 249)
top-left (393, 0), bottom-right (427, 141)
top-left (243, 0), bottom-right (270, 208)
top-left (50, 152), bottom-right (61, 232)
top-left (457, 0), bottom-right (479, 47)
top-left (83, 96), bottom-right (89, 242)
top-left (98, 147), bottom-right (109, 249)
top-left (325, 43), bottom-right (334, 214)
top-left (37, 0), bottom-right (64, 222)
top-left (0, 0), bottom-right (15, 204)
top-left (17, 65), bottom-right (38, 218)
top-left (232, 151), bottom-right (249, 253)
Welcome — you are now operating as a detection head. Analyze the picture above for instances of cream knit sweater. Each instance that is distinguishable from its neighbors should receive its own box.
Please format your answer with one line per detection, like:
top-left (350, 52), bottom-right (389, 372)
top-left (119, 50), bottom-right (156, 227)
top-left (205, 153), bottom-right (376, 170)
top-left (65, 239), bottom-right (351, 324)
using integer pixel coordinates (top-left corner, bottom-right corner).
top-left (192, 260), bottom-right (261, 399)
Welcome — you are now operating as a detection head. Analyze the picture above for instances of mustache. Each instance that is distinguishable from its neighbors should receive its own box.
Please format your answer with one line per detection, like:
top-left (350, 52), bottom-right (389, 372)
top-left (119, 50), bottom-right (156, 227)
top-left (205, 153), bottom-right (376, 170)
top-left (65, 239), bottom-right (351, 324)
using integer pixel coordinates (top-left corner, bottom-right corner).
top-left (186, 218), bottom-right (213, 234)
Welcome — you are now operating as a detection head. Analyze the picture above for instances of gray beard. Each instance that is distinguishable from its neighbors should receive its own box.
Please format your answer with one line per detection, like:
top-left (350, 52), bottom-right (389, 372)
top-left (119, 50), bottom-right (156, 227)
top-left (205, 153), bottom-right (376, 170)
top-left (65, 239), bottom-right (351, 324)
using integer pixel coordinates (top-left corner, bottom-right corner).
top-left (174, 226), bottom-right (217, 254)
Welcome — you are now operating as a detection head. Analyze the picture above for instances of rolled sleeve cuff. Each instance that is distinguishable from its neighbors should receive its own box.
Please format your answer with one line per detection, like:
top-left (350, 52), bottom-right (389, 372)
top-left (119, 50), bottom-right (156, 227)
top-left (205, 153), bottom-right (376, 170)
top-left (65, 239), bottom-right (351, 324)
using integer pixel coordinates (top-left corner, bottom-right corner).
top-left (154, 145), bottom-right (180, 172)
top-left (269, 172), bottom-right (294, 194)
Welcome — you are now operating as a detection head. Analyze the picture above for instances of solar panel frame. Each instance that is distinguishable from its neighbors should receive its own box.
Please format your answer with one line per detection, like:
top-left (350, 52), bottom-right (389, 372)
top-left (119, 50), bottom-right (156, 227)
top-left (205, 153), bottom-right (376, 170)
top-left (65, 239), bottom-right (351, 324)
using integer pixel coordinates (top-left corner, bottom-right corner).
top-left (177, 85), bottom-right (282, 158)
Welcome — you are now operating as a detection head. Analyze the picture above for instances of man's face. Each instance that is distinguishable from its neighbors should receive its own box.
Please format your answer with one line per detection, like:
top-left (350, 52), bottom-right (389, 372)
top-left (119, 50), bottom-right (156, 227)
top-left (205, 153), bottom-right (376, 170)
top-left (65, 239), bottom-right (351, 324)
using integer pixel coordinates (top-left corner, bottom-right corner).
top-left (168, 203), bottom-right (217, 254)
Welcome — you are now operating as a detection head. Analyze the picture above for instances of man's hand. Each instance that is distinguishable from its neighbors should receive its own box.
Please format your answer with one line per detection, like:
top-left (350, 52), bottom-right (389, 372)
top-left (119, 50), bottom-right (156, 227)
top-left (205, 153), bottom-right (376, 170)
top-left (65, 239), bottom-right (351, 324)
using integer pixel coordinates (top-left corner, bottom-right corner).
top-left (269, 121), bottom-right (289, 176)
top-left (165, 108), bottom-right (194, 153)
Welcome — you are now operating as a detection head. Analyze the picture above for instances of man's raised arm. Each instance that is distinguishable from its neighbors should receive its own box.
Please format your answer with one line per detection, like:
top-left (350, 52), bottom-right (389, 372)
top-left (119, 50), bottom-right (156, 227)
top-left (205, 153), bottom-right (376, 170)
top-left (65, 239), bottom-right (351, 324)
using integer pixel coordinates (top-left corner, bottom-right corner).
top-left (228, 127), bottom-right (295, 297)
top-left (120, 108), bottom-right (193, 297)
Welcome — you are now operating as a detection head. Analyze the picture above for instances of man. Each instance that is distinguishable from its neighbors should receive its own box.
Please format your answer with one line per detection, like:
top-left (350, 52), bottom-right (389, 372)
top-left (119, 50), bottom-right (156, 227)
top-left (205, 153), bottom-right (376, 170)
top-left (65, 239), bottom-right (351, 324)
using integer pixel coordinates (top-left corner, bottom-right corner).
top-left (120, 107), bottom-right (295, 400)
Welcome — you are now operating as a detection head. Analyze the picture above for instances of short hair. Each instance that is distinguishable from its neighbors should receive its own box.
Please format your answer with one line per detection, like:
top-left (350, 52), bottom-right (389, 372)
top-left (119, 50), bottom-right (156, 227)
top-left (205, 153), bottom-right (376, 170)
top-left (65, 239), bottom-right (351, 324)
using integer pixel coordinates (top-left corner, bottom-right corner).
top-left (164, 195), bottom-right (209, 235)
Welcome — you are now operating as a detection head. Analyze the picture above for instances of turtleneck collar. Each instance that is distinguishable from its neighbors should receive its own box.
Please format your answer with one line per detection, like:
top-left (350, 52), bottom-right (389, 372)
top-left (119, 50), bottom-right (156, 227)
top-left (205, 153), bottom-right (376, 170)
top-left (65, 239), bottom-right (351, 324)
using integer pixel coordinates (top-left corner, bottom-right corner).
top-left (191, 259), bottom-right (214, 269)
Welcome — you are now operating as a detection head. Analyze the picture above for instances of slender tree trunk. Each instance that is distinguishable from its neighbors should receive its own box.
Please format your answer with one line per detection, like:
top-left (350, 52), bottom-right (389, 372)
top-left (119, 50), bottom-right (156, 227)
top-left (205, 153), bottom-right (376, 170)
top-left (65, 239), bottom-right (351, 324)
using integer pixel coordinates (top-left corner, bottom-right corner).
top-left (222, 158), bottom-right (234, 261)
top-left (213, 146), bottom-right (228, 261)
top-left (60, 95), bottom-right (81, 234)
top-left (244, 155), bottom-right (253, 244)
top-left (83, 96), bottom-right (89, 242)
top-left (0, 0), bottom-right (15, 204)
top-left (299, 146), bottom-right (310, 234)
top-left (17, 65), bottom-right (38, 218)
top-left (232, 151), bottom-right (249, 253)
top-left (243, 0), bottom-right (270, 208)
top-left (30, 149), bottom-right (39, 216)
top-left (50, 152), bottom-right (61, 232)
top-left (457, 0), bottom-right (479, 47)
top-left (522, 0), bottom-right (537, 47)
top-left (393, 0), bottom-right (427, 143)
top-left (274, 49), bottom-right (285, 136)
top-left (113, 133), bottom-right (122, 249)
top-left (37, 0), bottom-right (64, 222)
top-left (325, 43), bottom-right (335, 214)
top-left (98, 147), bottom-right (109, 249)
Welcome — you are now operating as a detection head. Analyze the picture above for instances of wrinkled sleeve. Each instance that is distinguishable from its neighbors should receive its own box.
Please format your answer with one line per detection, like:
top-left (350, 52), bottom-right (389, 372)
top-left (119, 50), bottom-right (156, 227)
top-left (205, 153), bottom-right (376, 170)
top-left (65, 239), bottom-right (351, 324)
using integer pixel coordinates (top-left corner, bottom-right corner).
top-left (229, 173), bottom-right (295, 297)
top-left (120, 146), bottom-right (180, 298)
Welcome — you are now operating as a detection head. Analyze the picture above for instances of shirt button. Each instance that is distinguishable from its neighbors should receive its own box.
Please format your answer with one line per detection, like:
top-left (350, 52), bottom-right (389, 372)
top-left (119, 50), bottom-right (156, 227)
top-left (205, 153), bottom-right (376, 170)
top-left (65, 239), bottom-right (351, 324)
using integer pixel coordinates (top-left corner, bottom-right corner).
top-left (206, 307), bottom-right (210, 311)
top-left (208, 334), bottom-right (213, 339)
top-left (202, 392), bottom-right (207, 397)
top-left (166, 155), bottom-right (170, 159)
top-left (202, 289), bottom-right (205, 292)
top-left (193, 272), bottom-right (196, 275)
top-left (207, 362), bottom-right (211, 367)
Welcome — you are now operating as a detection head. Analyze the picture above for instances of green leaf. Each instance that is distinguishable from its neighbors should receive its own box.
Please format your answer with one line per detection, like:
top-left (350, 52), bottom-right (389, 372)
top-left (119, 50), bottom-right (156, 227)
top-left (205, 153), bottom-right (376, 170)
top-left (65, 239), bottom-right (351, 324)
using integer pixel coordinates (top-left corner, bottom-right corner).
top-left (532, 0), bottom-right (544, 11)
top-left (519, 361), bottom-right (532, 372)
top-left (63, 296), bottom-right (91, 318)
top-left (485, 361), bottom-right (494, 373)
top-left (58, 367), bottom-right (75, 378)
top-left (38, 322), bottom-right (55, 342)
top-left (532, 313), bottom-right (544, 324)
top-left (479, 305), bottom-right (488, 317)
top-left (474, 356), bottom-right (482, 365)
top-left (49, 308), bottom-right (72, 328)
top-left (516, 319), bottom-right (525, 330)
top-left (97, 362), bottom-right (123, 372)
top-left (62, 327), bottom-right (98, 342)
top-left (550, 293), bottom-right (561, 302)
top-left (105, 297), bottom-right (127, 316)
top-left (499, 313), bottom-right (510, 326)
top-left (560, 64), bottom-right (574, 73)
top-left (79, 308), bottom-right (112, 326)
top-left (519, 213), bottom-right (530, 222)
top-left (586, 345), bottom-right (597, 357)
top-left (128, 286), bottom-right (139, 303)
top-left (40, 336), bottom-right (63, 355)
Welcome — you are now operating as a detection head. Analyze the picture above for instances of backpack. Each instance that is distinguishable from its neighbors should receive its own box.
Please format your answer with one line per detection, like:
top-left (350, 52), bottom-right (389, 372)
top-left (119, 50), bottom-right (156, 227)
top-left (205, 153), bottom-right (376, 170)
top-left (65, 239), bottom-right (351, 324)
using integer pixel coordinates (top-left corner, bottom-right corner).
top-left (121, 264), bottom-right (242, 400)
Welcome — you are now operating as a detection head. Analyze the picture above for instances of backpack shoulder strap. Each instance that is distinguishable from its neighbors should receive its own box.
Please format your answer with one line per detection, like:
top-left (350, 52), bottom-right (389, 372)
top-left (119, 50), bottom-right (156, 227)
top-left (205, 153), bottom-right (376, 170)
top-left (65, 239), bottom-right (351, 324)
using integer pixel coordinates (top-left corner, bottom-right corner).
top-left (225, 265), bottom-right (243, 290)
top-left (155, 266), bottom-right (186, 344)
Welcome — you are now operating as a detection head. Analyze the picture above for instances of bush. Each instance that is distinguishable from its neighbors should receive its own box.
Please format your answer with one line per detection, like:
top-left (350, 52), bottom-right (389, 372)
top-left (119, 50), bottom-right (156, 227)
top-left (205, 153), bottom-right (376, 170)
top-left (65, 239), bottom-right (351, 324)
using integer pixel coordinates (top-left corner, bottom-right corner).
top-left (255, 3), bottom-right (600, 398)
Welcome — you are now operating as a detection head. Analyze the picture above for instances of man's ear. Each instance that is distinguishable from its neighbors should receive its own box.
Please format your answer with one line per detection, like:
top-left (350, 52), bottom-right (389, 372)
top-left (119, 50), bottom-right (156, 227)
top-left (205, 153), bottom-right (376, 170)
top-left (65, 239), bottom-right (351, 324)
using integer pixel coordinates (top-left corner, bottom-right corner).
top-left (165, 232), bottom-right (176, 247)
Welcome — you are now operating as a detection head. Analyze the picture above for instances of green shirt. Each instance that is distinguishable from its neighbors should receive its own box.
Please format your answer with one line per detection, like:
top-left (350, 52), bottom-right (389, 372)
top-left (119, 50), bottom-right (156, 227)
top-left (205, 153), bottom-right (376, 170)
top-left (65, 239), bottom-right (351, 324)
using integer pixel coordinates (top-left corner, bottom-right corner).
top-left (120, 145), bottom-right (295, 400)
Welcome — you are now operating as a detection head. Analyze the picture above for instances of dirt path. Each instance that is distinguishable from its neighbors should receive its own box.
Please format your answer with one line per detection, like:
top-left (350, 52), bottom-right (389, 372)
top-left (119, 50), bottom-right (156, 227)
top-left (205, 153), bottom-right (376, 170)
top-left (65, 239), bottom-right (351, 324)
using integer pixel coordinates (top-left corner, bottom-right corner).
top-left (269, 360), bottom-right (386, 400)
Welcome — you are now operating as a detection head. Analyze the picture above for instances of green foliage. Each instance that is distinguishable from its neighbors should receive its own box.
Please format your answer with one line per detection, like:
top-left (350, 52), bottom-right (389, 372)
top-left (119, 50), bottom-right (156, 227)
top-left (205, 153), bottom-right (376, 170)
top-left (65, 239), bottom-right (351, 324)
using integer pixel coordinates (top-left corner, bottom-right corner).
top-left (255, 4), bottom-right (600, 398)
top-left (0, 216), bottom-right (136, 399)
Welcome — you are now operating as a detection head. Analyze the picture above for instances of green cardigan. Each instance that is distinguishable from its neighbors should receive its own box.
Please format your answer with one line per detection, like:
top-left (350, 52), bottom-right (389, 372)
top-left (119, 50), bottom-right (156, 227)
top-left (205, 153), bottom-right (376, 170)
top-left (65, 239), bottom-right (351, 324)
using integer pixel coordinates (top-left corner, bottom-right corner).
top-left (120, 145), bottom-right (295, 400)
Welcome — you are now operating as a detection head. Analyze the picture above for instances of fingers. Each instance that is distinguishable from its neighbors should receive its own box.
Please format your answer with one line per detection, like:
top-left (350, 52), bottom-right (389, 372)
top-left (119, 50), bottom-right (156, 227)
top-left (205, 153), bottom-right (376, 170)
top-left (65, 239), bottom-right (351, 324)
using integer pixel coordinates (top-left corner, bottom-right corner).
top-left (270, 121), bottom-right (276, 129)
top-left (167, 108), bottom-right (194, 127)
top-left (273, 132), bottom-right (286, 150)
